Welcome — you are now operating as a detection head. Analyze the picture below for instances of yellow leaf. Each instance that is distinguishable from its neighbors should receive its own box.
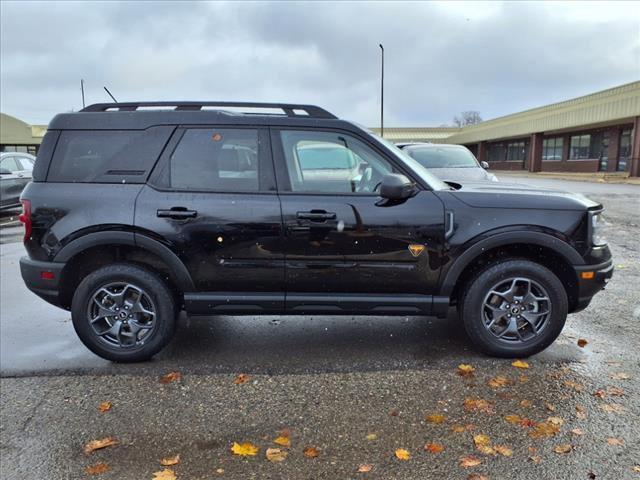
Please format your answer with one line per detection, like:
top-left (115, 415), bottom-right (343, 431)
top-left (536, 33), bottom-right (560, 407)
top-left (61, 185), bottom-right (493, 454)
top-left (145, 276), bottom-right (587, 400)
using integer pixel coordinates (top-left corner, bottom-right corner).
top-left (473, 434), bottom-right (491, 447)
top-left (357, 464), bottom-right (373, 473)
top-left (553, 444), bottom-right (573, 454)
top-left (365, 433), bottom-right (377, 441)
top-left (599, 403), bottom-right (624, 414)
top-left (160, 454), bottom-right (180, 466)
top-left (152, 469), bottom-right (176, 480)
top-left (234, 374), bottom-right (250, 385)
top-left (303, 446), bottom-right (319, 458)
top-left (511, 360), bottom-right (530, 369)
top-left (487, 376), bottom-right (509, 388)
top-left (425, 413), bottom-right (446, 424)
top-left (464, 398), bottom-right (493, 413)
top-left (424, 442), bottom-right (444, 454)
top-left (504, 414), bottom-right (522, 425)
top-left (633, 466), bottom-right (640, 472)
top-left (457, 364), bottom-right (475, 376)
top-left (395, 448), bottom-right (410, 460)
top-left (451, 425), bottom-right (467, 433)
top-left (529, 421), bottom-right (560, 439)
top-left (547, 416), bottom-right (564, 426)
top-left (159, 372), bottom-right (181, 384)
top-left (98, 401), bottom-right (112, 413)
top-left (570, 428), bottom-right (585, 436)
top-left (519, 399), bottom-right (533, 408)
top-left (459, 455), bottom-right (482, 468)
top-left (273, 436), bottom-right (291, 447)
top-left (494, 445), bottom-right (513, 457)
top-left (231, 442), bottom-right (259, 456)
top-left (476, 445), bottom-right (496, 456)
top-left (529, 455), bottom-right (542, 464)
top-left (266, 447), bottom-right (288, 462)
top-left (577, 338), bottom-right (588, 347)
top-left (611, 372), bottom-right (631, 380)
top-left (606, 437), bottom-right (624, 446)
top-left (85, 462), bottom-right (109, 475)
top-left (84, 437), bottom-right (118, 454)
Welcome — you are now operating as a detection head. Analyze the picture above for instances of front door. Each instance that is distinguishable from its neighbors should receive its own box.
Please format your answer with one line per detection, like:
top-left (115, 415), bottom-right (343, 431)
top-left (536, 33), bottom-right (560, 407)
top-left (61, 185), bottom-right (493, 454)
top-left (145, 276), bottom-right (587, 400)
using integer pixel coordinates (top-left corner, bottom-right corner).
top-left (135, 126), bottom-right (285, 310)
top-left (272, 128), bottom-right (445, 311)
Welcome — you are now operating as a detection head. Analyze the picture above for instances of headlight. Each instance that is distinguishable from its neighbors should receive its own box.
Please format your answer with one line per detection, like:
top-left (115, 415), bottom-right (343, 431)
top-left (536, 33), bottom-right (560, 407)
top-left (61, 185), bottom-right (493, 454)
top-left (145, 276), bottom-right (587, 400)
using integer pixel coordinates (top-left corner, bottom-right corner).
top-left (590, 212), bottom-right (607, 246)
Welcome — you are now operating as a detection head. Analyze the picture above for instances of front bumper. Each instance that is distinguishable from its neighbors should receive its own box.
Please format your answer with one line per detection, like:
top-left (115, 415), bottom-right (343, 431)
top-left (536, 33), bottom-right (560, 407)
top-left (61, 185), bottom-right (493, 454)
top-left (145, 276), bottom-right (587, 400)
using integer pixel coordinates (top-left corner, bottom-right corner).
top-left (572, 259), bottom-right (614, 313)
top-left (19, 256), bottom-right (66, 308)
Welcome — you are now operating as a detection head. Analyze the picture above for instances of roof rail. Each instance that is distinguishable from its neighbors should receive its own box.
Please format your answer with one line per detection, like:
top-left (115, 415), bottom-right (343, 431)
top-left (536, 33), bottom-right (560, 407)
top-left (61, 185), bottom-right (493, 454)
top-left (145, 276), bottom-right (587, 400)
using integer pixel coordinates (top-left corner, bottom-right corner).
top-left (80, 101), bottom-right (337, 119)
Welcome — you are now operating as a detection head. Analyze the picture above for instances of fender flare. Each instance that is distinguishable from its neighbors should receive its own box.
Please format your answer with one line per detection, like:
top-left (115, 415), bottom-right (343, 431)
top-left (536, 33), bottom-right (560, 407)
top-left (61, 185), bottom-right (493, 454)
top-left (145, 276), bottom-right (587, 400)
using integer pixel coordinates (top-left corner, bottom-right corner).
top-left (54, 231), bottom-right (195, 291)
top-left (439, 231), bottom-right (584, 297)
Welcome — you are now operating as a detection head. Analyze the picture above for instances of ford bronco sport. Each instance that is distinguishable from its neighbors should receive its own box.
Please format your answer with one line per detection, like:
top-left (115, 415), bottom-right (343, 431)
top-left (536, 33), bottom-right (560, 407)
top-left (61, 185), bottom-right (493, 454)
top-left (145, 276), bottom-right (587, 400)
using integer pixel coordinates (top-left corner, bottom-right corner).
top-left (19, 102), bottom-right (613, 362)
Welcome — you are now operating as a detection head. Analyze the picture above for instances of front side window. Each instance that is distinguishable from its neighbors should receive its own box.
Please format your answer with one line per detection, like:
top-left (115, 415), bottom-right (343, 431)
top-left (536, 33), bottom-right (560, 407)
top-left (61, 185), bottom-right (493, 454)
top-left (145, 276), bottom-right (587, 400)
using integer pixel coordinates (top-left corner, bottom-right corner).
top-left (406, 146), bottom-right (478, 168)
top-left (542, 137), bottom-right (563, 161)
top-left (169, 129), bottom-right (259, 191)
top-left (569, 134), bottom-right (591, 159)
top-left (280, 130), bottom-right (394, 194)
top-left (0, 156), bottom-right (20, 172)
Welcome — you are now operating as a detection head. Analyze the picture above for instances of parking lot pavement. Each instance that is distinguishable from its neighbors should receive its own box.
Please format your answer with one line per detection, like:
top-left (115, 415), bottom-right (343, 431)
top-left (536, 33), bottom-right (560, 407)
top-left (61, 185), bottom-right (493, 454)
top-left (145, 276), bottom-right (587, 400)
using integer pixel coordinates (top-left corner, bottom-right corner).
top-left (1, 180), bottom-right (639, 479)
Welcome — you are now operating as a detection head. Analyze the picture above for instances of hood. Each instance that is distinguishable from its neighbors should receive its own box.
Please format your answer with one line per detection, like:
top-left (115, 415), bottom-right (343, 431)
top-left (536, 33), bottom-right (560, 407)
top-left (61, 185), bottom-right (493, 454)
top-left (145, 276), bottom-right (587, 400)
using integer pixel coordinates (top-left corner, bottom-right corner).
top-left (450, 181), bottom-right (601, 211)
top-left (431, 167), bottom-right (493, 182)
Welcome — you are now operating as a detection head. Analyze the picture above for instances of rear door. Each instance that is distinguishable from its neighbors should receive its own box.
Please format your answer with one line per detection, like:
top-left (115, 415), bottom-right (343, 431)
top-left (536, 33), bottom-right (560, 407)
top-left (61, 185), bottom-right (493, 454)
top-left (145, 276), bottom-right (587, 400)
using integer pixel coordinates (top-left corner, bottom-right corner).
top-left (136, 126), bottom-right (285, 310)
top-left (271, 128), bottom-right (445, 312)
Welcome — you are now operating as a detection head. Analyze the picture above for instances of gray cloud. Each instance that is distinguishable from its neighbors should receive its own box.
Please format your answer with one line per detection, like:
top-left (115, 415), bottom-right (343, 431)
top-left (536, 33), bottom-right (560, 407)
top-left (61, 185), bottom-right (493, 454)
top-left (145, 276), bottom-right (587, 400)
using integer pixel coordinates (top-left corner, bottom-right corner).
top-left (1, 1), bottom-right (638, 126)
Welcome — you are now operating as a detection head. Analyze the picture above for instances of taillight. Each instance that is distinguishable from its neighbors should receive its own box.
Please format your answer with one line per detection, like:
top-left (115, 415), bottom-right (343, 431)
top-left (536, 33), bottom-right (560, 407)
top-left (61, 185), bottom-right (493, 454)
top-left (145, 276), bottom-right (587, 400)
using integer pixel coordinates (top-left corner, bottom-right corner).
top-left (18, 199), bottom-right (32, 243)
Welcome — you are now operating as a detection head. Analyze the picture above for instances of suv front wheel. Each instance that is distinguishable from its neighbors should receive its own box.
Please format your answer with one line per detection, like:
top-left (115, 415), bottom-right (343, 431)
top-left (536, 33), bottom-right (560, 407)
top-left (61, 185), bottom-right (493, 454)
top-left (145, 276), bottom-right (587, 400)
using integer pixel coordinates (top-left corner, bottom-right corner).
top-left (71, 264), bottom-right (177, 362)
top-left (460, 259), bottom-right (568, 358)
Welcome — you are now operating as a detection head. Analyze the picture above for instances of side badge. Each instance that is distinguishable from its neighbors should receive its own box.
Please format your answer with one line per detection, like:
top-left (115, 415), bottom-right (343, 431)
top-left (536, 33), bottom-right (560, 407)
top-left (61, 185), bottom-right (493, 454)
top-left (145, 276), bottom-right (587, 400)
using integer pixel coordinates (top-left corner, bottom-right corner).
top-left (408, 244), bottom-right (425, 257)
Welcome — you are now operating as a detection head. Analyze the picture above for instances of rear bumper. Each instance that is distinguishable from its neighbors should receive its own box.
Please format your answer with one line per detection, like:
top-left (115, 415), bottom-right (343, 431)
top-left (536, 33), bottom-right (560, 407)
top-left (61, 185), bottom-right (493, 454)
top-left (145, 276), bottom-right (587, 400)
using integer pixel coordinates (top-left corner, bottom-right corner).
top-left (19, 256), bottom-right (66, 308)
top-left (572, 259), bottom-right (614, 313)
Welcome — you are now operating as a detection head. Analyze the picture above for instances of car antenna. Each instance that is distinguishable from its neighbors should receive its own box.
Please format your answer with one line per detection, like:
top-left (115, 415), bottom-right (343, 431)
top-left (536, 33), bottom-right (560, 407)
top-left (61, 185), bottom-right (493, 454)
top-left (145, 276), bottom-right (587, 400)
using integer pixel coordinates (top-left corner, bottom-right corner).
top-left (103, 86), bottom-right (118, 103)
top-left (80, 79), bottom-right (85, 108)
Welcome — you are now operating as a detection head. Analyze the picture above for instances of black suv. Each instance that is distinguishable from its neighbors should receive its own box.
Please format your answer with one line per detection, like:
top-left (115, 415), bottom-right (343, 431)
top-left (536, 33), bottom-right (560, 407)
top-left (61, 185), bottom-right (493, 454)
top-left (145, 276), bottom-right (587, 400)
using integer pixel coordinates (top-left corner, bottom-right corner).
top-left (19, 102), bottom-right (613, 362)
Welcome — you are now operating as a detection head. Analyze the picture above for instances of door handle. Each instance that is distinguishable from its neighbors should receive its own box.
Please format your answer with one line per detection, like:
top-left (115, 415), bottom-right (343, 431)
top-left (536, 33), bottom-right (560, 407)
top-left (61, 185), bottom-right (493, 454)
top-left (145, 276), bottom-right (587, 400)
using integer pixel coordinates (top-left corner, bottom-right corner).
top-left (157, 207), bottom-right (198, 219)
top-left (296, 211), bottom-right (337, 222)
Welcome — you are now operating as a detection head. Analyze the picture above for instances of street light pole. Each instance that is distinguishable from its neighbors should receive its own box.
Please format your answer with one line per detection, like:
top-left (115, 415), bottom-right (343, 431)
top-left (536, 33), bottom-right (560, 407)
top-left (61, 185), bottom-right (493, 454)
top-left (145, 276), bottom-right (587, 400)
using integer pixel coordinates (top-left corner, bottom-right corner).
top-left (379, 44), bottom-right (384, 138)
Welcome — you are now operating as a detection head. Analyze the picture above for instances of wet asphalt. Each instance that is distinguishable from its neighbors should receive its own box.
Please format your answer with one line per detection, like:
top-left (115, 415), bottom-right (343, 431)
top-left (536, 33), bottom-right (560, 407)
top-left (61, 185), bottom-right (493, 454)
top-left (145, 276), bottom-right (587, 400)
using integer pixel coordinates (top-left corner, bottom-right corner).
top-left (1, 177), bottom-right (639, 479)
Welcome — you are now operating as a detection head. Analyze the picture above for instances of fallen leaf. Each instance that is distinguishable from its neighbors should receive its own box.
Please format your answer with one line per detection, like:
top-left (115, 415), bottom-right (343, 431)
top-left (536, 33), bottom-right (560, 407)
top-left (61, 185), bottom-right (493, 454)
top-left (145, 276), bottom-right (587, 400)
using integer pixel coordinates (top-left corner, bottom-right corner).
top-left (529, 421), bottom-right (560, 439)
top-left (152, 469), bottom-right (176, 480)
top-left (366, 433), bottom-right (377, 441)
top-left (231, 442), bottom-right (259, 456)
top-left (519, 375), bottom-right (530, 383)
top-left (467, 475), bottom-right (489, 480)
top-left (611, 372), bottom-right (631, 380)
top-left (279, 428), bottom-right (291, 438)
top-left (234, 374), bottom-right (250, 385)
top-left (575, 405), bottom-right (587, 419)
top-left (464, 398), bottom-right (494, 414)
top-left (452, 425), bottom-right (466, 433)
top-left (159, 372), bottom-right (181, 384)
top-left (85, 462), bottom-right (109, 475)
top-left (504, 415), bottom-right (522, 425)
top-left (545, 403), bottom-right (556, 412)
top-left (459, 455), bottom-right (482, 468)
top-left (547, 416), bottom-right (564, 426)
top-left (215, 468), bottom-right (224, 474)
top-left (577, 338), bottom-right (588, 348)
top-left (458, 364), bottom-right (476, 377)
top-left (476, 445), bottom-right (496, 455)
top-left (599, 403), bottom-right (625, 414)
top-left (84, 437), bottom-right (118, 454)
top-left (358, 464), bottom-right (373, 473)
top-left (98, 401), bottom-right (112, 413)
top-left (303, 446), bottom-right (319, 458)
top-left (571, 428), bottom-right (585, 436)
top-left (424, 442), bottom-right (444, 454)
top-left (425, 413), bottom-right (446, 424)
top-left (273, 436), bottom-right (291, 447)
top-left (395, 448), bottom-right (410, 460)
top-left (160, 455), bottom-right (180, 466)
top-left (473, 434), bottom-right (491, 447)
top-left (266, 447), bottom-right (288, 462)
top-left (633, 466), bottom-right (640, 472)
top-left (553, 444), bottom-right (573, 454)
top-left (511, 360), bottom-right (530, 369)
top-left (606, 438), bottom-right (624, 446)
top-left (494, 445), bottom-right (513, 457)
top-left (519, 399), bottom-right (533, 408)
top-left (487, 376), bottom-right (509, 388)
top-left (607, 386), bottom-right (625, 396)
top-left (563, 380), bottom-right (584, 392)
top-left (529, 455), bottom-right (542, 464)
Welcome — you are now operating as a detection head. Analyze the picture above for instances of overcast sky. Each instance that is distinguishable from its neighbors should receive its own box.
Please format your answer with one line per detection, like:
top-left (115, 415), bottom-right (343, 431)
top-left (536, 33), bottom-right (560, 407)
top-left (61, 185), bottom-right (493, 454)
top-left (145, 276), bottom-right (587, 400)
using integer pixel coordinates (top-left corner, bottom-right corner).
top-left (1, 1), bottom-right (639, 127)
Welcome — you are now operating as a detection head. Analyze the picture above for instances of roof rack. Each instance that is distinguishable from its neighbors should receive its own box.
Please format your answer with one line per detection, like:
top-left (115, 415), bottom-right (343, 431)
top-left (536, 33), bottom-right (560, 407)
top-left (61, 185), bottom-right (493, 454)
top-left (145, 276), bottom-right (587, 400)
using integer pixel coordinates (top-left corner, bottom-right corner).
top-left (80, 101), bottom-right (337, 119)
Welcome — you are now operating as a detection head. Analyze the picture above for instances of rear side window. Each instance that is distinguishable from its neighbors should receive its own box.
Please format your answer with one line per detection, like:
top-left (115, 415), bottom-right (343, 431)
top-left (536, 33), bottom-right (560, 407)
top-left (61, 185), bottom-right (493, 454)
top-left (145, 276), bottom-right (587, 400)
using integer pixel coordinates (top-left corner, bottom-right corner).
top-left (168, 128), bottom-right (260, 192)
top-left (47, 126), bottom-right (173, 183)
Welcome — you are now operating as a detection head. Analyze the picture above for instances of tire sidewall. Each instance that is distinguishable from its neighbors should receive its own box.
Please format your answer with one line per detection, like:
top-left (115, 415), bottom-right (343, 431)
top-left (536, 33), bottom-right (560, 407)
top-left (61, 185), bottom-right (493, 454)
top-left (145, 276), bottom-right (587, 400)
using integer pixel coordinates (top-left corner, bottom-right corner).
top-left (71, 264), bottom-right (176, 362)
top-left (461, 259), bottom-right (568, 358)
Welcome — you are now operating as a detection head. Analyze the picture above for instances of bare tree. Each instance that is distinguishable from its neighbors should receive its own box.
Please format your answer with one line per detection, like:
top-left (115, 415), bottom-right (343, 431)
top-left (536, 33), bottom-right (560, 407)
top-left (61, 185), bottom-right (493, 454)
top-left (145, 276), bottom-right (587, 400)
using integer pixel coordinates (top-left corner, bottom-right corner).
top-left (453, 111), bottom-right (483, 127)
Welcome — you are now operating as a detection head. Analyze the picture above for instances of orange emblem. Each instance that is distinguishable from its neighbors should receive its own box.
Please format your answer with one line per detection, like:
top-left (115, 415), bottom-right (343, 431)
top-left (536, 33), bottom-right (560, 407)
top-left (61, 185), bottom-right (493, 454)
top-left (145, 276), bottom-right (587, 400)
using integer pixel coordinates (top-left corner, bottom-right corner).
top-left (408, 244), bottom-right (425, 257)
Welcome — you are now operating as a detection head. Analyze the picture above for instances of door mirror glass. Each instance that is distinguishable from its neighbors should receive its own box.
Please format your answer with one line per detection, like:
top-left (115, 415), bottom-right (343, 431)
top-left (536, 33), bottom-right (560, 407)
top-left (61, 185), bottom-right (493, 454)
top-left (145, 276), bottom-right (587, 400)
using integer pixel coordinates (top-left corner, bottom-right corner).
top-left (480, 161), bottom-right (489, 169)
top-left (379, 174), bottom-right (415, 200)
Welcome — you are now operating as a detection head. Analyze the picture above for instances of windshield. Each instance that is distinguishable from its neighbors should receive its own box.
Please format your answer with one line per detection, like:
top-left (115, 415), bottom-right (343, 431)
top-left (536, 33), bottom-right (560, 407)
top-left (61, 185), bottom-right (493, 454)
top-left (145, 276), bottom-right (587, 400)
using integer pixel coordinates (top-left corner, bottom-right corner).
top-left (406, 146), bottom-right (478, 168)
top-left (367, 133), bottom-right (450, 190)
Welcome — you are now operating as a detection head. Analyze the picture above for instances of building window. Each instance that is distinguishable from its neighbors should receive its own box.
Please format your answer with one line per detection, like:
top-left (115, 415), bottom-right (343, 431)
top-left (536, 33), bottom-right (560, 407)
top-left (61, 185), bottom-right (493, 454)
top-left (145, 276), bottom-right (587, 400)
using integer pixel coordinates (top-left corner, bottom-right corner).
top-left (569, 134), bottom-right (591, 159)
top-left (0, 145), bottom-right (38, 155)
top-left (506, 141), bottom-right (527, 161)
top-left (618, 128), bottom-right (632, 172)
top-left (486, 143), bottom-right (506, 162)
top-left (542, 137), bottom-right (563, 161)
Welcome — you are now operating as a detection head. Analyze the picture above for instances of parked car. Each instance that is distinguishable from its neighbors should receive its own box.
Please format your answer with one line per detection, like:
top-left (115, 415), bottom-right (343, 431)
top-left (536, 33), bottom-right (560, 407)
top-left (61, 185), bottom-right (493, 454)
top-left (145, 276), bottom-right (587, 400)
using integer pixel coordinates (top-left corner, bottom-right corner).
top-left (400, 143), bottom-right (498, 183)
top-left (19, 102), bottom-right (612, 362)
top-left (0, 152), bottom-right (35, 210)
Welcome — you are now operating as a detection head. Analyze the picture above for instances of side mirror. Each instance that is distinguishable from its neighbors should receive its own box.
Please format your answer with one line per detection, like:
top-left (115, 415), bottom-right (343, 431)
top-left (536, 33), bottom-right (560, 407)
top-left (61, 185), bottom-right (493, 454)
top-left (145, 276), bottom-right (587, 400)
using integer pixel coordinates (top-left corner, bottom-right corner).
top-left (379, 173), bottom-right (416, 200)
top-left (0, 168), bottom-right (13, 175)
top-left (480, 161), bottom-right (489, 169)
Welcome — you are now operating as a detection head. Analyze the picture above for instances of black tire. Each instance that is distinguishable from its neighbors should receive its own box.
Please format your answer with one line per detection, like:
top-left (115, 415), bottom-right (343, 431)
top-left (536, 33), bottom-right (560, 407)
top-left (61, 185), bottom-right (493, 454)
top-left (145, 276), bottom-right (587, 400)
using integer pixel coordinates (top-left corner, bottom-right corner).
top-left (71, 263), bottom-right (177, 362)
top-left (460, 259), bottom-right (568, 358)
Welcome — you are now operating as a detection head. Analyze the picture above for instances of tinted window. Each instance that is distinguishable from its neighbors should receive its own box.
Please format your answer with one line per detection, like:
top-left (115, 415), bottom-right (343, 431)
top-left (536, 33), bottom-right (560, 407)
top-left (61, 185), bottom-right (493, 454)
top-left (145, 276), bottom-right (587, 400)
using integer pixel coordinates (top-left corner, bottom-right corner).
top-left (16, 156), bottom-right (35, 171)
top-left (169, 128), bottom-right (259, 191)
top-left (0, 156), bottom-right (20, 172)
top-left (280, 130), bottom-right (394, 194)
top-left (407, 146), bottom-right (478, 168)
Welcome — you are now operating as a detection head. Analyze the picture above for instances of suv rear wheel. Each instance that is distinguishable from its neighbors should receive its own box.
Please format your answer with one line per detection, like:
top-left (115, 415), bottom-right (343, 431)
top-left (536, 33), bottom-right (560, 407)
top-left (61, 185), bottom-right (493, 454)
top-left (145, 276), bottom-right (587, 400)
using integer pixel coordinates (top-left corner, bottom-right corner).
top-left (460, 259), bottom-right (568, 358)
top-left (71, 264), bottom-right (177, 362)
